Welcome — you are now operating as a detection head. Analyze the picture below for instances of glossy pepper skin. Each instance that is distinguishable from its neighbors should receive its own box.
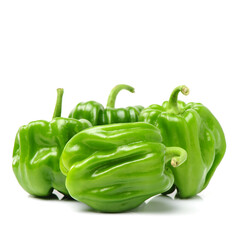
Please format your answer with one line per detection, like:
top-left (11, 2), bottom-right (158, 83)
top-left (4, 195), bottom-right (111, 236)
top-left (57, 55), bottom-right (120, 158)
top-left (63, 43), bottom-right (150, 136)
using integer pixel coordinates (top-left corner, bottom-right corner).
top-left (139, 85), bottom-right (226, 198)
top-left (12, 89), bottom-right (92, 197)
top-left (68, 84), bottom-right (144, 126)
top-left (60, 122), bottom-right (187, 212)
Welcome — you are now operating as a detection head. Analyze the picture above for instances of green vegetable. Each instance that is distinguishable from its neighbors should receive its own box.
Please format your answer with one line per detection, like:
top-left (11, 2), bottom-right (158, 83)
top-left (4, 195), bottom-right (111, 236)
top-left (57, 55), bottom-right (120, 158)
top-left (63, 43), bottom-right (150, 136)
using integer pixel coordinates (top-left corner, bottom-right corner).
top-left (69, 84), bottom-right (144, 126)
top-left (60, 122), bottom-right (187, 212)
top-left (12, 89), bottom-right (92, 197)
top-left (139, 85), bottom-right (226, 198)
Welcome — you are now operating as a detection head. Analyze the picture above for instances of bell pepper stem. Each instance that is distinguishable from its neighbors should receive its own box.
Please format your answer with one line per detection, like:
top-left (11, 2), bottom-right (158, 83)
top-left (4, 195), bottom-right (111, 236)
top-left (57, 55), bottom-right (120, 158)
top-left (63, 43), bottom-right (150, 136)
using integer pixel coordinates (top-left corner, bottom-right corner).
top-left (52, 88), bottom-right (64, 119)
top-left (106, 84), bottom-right (135, 108)
top-left (167, 85), bottom-right (189, 114)
top-left (165, 147), bottom-right (187, 167)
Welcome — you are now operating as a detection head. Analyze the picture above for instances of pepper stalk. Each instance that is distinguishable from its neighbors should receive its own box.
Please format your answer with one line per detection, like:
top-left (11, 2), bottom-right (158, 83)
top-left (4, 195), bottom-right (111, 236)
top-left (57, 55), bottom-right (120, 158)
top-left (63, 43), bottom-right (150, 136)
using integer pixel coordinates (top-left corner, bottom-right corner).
top-left (106, 84), bottom-right (135, 108)
top-left (52, 88), bottom-right (64, 119)
top-left (165, 147), bottom-right (187, 167)
top-left (167, 85), bottom-right (189, 114)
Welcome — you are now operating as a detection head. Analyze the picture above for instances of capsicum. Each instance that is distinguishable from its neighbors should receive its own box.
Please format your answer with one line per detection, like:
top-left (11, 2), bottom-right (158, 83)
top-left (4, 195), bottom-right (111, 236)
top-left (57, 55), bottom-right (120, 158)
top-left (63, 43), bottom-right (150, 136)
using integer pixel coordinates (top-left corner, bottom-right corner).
top-left (139, 85), bottom-right (226, 198)
top-left (69, 84), bottom-right (144, 126)
top-left (60, 122), bottom-right (187, 212)
top-left (12, 89), bottom-right (92, 197)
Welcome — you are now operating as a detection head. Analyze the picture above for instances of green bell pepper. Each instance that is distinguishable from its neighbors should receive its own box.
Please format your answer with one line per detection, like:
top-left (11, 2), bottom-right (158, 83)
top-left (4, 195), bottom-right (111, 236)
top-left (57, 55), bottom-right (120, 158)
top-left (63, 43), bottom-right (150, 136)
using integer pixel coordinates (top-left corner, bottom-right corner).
top-left (12, 89), bottom-right (92, 197)
top-left (139, 85), bottom-right (226, 198)
top-left (68, 84), bottom-right (144, 126)
top-left (60, 122), bottom-right (187, 212)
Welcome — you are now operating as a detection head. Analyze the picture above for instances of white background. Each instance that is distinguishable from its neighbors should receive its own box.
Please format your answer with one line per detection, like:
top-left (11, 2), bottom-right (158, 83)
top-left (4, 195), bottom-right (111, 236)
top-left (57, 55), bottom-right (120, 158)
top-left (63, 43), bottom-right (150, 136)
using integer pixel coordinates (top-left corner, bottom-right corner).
top-left (0, 0), bottom-right (239, 239)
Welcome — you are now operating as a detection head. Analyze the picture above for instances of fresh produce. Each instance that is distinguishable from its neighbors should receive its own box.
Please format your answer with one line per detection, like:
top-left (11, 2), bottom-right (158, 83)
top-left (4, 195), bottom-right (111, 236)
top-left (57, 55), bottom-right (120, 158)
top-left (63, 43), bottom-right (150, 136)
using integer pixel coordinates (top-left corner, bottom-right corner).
top-left (139, 85), bottom-right (226, 198)
top-left (12, 89), bottom-right (92, 197)
top-left (60, 122), bottom-right (187, 212)
top-left (12, 84), bottom-right (226, 212)
top-left (69, 84), bottom-right (143, 126)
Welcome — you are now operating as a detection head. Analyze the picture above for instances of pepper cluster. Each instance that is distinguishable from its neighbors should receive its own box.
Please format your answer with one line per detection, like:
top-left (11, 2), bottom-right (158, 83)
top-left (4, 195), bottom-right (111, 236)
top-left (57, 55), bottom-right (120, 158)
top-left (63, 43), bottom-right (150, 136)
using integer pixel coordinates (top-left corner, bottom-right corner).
top-left (12, 84), bottom-right (226, 212)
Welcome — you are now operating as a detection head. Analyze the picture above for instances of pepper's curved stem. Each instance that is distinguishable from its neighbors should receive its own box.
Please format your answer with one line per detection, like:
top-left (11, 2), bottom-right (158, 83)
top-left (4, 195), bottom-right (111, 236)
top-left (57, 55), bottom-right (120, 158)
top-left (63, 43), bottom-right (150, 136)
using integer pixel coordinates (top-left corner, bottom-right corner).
top-left (165, 147), bottom-right (187, 167)
top-left (52, 88), bottom-right (64, 119)
top-left (106, 84), bottom-right (135, 108)
top-left (167, 85), bottom-right (189, 114)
